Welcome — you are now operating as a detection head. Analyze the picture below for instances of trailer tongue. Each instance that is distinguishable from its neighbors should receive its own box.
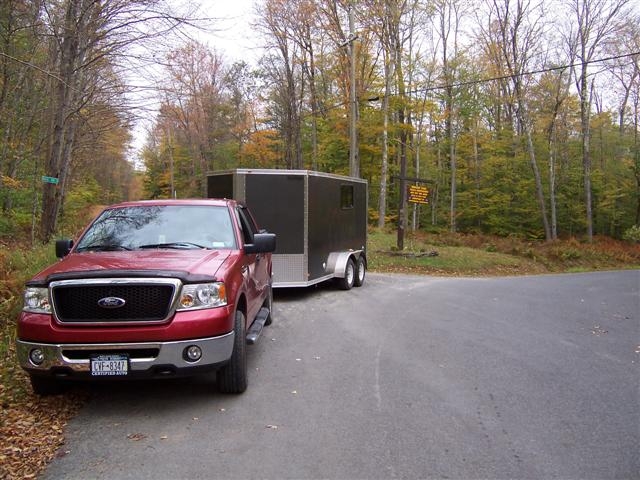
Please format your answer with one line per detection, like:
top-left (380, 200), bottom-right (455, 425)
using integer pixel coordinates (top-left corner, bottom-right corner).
top-left (207, 169), bottom-right (367, 289)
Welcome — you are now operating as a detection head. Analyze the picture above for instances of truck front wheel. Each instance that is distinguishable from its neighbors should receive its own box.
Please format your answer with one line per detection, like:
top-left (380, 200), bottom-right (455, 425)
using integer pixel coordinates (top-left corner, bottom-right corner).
top-left (217, 310), bottom-right (248, 394)
top-left (30, 375), bottom-right (65, 396)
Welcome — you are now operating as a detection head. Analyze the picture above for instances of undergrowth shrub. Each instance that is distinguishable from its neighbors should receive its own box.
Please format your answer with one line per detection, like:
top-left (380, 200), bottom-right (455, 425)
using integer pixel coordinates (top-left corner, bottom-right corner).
top-left (623, 225), bottom-right (640, 243)
top-left (0, 244), bottom-right (56, 329)
top-left (0, 210), bottom-right (35, 240)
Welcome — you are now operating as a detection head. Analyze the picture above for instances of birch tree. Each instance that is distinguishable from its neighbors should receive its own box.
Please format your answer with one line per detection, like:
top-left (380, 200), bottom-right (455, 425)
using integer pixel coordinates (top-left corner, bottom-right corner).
top-left (482, 0), bottom-right (551, 240)
top-left (163, 42), bottom-right (229, 196)
top-left (256, 0), bottom-right (303, 169)
top-left (362, 0), bottom-right (398, 228)
top-left (603, 17), bottom-right (640, 136)
top-left (435, 0), bottom-right (467, 233)
top-left (39, 0), bottom-right (197, 242)
top-left (568, 0), bottom-right (631, 241)
top-left (0, 0), bottom-right (46, 214)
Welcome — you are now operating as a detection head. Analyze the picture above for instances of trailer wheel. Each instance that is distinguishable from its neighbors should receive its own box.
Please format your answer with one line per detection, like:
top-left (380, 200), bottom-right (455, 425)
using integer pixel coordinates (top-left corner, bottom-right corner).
top-left (354, 256), bottom-right (366, 287)
top-left (217, 310), bottom-right (248, 394)
top-left (337, 258), bottom-right (356, 290)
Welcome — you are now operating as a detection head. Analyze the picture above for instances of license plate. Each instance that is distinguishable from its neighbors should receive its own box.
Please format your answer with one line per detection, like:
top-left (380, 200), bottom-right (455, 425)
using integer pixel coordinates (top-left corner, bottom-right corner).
top-left (90, 354), bottom-right (129, 376)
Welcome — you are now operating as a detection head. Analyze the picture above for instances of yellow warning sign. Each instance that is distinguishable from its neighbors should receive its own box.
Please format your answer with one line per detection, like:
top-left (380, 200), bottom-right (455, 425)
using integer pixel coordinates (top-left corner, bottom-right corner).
top-left (408, 185), bottom-right (429, 204)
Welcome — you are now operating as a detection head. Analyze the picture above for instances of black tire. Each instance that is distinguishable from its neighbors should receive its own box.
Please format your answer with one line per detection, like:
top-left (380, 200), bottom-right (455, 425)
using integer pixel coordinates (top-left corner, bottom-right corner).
top-left (217, 310), bottom-right (248, 394)
top-left (354, 255), bottom-right (366, 287)
top-left (264, 284), bottom-right (274, 326)
top-left (30, 375), bottom-right (65, 396)
top-left (337, 258), bottom-right (356, 290)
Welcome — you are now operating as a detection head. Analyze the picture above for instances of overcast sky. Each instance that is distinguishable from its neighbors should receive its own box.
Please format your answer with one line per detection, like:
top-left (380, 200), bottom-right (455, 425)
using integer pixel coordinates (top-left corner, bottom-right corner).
top-left (128, 0), bottom-right (262, 162)
top-left (197, 0), bottom-right (260, 63)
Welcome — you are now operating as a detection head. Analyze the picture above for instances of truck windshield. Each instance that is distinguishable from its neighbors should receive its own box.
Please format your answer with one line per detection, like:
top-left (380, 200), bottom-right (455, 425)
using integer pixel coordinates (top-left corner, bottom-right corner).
top-left (75, 205), bottom-right (237, 251)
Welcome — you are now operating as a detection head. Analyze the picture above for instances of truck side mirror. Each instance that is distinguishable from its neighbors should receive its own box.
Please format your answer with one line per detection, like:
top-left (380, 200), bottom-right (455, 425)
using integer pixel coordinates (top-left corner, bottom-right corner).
top-left (244, 233), bottom-right (276, 254)
top-left (55, 239), bottom-right (74, 258)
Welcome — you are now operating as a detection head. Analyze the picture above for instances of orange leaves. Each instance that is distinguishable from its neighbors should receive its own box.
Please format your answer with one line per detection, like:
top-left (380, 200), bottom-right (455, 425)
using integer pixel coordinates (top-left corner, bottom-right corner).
top-left (0, 382), bottom-right (87, 480)
top-left (240, 129), bottom-right (282, 167)
top-left (0, 175), bottom-right (23, 190)
top-left (0, 343), bottom-right (87, 480)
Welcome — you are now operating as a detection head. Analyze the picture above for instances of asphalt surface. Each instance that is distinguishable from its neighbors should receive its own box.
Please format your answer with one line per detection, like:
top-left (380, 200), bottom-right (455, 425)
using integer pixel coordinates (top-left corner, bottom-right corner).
top-left (42, 270), bottom-right (639, 479)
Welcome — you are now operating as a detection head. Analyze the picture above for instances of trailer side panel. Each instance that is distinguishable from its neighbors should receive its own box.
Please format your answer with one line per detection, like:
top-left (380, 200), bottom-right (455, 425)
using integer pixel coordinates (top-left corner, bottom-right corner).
top-left (245, 174), bottom-right (305, 254)
top-left (207, 174), bottom-right (234, 201)
top-left (244, 174), bottom-right (307, 285)
top-left (308, 175), bottom-right (367, 281)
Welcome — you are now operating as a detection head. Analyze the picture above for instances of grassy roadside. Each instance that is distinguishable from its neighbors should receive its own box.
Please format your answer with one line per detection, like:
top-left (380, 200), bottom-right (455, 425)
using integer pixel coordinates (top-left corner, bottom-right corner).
top-left (0, 243), bottom-right (87, 479)
top-left (368, 229), bottom-right (640, 276)
top-left (1, 230), bottom-right (639, 478)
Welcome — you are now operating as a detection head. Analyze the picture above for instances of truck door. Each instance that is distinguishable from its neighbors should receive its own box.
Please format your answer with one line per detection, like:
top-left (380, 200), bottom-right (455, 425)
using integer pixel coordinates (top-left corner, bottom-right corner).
top-left (235, 206), bottom-right (270, 323)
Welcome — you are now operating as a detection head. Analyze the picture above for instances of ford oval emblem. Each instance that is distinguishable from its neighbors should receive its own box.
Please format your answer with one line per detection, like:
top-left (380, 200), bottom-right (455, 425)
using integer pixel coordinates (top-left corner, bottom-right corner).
top-left (97, 296), bottom-right (126, 309)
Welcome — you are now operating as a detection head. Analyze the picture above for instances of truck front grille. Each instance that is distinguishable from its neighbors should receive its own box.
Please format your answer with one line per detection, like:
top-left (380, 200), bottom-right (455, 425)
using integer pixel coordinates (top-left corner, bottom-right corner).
top-left (51, 278), bottom-right (181, 324)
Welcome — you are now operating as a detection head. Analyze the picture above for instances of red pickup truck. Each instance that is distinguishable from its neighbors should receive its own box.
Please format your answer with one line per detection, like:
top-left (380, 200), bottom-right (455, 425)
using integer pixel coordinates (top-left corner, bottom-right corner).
top-left (16, 199), bottom-right (275, 395)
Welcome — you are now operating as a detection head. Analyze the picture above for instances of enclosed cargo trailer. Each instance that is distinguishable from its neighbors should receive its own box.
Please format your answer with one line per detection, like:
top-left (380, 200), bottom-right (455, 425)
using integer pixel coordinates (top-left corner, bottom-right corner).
top-left (207, 169), bottom-right (367, 289)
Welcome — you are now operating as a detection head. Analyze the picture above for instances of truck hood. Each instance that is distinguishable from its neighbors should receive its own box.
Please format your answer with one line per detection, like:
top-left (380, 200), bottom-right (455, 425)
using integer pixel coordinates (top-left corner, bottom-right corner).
top-left (28, 249), bottom-right (234, 285)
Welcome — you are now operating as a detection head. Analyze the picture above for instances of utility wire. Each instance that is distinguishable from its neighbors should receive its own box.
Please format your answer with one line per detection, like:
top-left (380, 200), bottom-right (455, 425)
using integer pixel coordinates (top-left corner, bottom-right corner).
top-left (365, 50), bottom-right (640, 102)
top-left (299, 50), bottom-right (640, 118)
top-left (5, 46), bottom-right (637, 119)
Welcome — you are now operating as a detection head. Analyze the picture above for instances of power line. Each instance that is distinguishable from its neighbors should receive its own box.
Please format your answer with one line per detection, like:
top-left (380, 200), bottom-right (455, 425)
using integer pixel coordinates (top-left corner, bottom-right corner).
top-left (310, 50), bottom-right (640, 118)
top-left (366, 50), bottom-right (640, 102)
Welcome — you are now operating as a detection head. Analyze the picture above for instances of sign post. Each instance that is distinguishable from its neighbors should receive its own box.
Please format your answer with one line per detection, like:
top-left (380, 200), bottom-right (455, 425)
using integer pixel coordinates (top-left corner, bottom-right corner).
top-left (392, 175), bottom-right (433, 250)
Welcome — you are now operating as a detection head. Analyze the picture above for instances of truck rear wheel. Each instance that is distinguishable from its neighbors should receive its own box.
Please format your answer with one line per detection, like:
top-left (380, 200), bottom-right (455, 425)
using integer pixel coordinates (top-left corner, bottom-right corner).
top-left (30, 375), bottom-right (65, 396)
top-left (354, 256), bottom-right (366, 287)
top-left (217, 311), bottom-right (248, 394)
top-left (337, 258), bottom-right (356, 290)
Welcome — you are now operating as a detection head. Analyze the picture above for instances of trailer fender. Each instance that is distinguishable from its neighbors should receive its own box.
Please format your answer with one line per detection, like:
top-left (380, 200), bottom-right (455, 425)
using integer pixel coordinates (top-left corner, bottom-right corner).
top-left (325, 251), bottom-right (365, 278)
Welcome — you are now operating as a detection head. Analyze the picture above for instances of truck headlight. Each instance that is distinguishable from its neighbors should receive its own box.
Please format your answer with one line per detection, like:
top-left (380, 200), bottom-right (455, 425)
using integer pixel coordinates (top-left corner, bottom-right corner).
top-left (23, 287), bottom-right (51, 314)
top-left (178, 282), bottom-right (227, 310)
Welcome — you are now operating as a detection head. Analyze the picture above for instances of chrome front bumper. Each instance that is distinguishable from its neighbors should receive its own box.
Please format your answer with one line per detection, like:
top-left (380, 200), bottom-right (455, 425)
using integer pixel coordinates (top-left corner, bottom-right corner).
top-left (16, 333), bottom-right (235, 376)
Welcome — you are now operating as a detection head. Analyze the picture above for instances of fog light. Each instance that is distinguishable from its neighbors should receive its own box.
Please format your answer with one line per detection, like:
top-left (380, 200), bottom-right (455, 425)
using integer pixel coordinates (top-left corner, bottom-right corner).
top-left (184, 345), bottom-right (202, 362)
top-left (30, 348), bottom-right (45, 366)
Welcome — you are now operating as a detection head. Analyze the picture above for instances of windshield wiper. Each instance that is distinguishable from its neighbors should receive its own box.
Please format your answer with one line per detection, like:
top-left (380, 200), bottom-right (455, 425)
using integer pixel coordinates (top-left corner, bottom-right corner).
top-left (76, 244), bottom-right (132, 252)
top-left (138, 242), bottom-right (208, 250)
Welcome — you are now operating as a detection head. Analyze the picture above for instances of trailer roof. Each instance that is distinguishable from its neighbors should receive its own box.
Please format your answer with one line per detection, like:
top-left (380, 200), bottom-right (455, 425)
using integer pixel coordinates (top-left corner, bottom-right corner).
top-left (207, 168), bottom-right (368, 184)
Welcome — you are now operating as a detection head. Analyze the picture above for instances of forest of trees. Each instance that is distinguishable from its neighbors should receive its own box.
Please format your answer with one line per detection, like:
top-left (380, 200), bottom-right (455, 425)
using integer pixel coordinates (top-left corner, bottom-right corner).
top-left (1, 0), bottom-right (639, 245)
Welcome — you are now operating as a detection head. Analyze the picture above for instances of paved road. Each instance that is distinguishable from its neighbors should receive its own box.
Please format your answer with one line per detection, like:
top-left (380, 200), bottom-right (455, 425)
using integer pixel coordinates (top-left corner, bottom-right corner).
top-left (43, 271), bottom-right (639, 479)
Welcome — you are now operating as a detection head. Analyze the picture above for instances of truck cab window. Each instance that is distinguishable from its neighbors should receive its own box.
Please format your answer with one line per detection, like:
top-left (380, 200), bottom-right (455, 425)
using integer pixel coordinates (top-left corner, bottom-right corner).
top-left (236, 207), bottom-right (258, 244)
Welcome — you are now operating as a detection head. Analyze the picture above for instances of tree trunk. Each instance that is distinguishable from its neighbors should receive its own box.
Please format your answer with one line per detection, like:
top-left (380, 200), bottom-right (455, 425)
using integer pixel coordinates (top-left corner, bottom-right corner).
top-left (447, 87), bottom-right (456, 233)
top-left (580, 67), bottom-right (593, 241)
top-left (41, 0), bottom-right (85, 243)
top-left (308, 50), bottom-right (319, 170)
top-left (523, 111), bottom-right (551, 240)
top-left (394, 31), bottom-right (408, 250)
top-left (473, 118), bottom-right (481, 228)
top-left (378, 53), bottom-right (391, 228)
top-left (549, 132), bottom-right (558, 240)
